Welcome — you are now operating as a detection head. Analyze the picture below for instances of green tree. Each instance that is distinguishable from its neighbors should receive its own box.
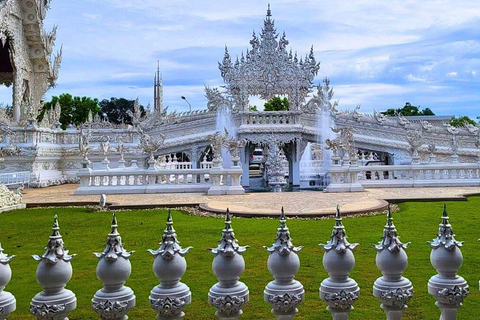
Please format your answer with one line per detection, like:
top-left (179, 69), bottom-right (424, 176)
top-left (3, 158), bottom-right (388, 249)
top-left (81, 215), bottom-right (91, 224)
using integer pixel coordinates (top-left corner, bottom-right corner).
top-left (99, 97), bottom-right (145, 124)
top-left (38, 94), bottom-right (100, 129)
top-left (264, 97), bottom-right (289, 111)
top-left (382, 102), bottom-right (435, 116)
top-left (450, 115), bottom-right (476, 127)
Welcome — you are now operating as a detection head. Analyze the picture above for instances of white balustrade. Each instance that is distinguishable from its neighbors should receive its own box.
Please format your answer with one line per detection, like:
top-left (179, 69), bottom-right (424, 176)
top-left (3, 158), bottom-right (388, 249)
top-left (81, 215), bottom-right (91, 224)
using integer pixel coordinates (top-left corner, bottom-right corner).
top-left (75, 160), bottom-right (244, 195)
top-left (326, 162), bottom-right (480, 192)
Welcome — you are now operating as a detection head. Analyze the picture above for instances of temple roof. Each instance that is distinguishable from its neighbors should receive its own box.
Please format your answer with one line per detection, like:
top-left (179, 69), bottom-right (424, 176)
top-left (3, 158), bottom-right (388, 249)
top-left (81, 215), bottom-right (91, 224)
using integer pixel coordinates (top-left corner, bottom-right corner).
top-left (218, 5), bottom-right (320, 108)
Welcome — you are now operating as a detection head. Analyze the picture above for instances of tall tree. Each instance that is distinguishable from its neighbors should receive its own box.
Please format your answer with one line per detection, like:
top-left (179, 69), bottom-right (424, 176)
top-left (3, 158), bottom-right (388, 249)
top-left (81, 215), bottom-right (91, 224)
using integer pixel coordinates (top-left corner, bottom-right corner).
top-left (264, 97), bottom-right (289, 111)
top-left (382, 102), bottom-right (435, 116)
top-left (99, 98), bottom-right (145, 124)
top-left (38, 94), bottom-right (100, 129)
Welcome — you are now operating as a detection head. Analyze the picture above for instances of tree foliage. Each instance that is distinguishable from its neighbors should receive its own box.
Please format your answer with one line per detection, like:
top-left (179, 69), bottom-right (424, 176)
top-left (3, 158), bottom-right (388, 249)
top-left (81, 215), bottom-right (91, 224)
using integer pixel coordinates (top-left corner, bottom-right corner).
top-left (99, 98), bottom-right (145, 124)
top-left (38, 94), bottom-right (99, 129)
top-left (264, 97), bottom-right (289, 111)
top-left (450, 115), bottom-right (476, 127)
top-left (382, 102), bottom-right (435, 116)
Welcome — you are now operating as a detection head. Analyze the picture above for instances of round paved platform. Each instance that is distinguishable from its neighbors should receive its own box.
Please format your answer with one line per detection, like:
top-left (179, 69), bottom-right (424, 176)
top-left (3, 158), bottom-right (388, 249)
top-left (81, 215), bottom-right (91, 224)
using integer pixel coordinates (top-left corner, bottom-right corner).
top-left (21, 184), bottom-right (480, 217)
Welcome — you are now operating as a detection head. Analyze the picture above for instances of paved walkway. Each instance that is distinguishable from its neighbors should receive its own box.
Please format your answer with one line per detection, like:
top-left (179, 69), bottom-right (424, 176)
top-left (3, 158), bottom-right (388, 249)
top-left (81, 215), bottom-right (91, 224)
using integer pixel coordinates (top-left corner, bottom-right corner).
top-left (21, 184), bottom-right (480, 216)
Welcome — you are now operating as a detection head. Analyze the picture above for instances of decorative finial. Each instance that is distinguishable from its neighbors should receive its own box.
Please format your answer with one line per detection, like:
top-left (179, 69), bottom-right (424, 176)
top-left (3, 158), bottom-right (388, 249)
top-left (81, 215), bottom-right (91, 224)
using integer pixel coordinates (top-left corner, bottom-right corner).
top-left (148, 210), bottom-right (191, 260)
top-left (32, 215), bottom-right (75, 264)
top-left (267, 3), bottom-right (272, 17)
top-left (0, 242), bottom-right (15, 264)
top-left (94, 213), bottom-right (132, 261)
top-left (209, 209), bottom-right (248, 257)
top-left (429, 204), bottom-right (463, 251)
top-left (373, 205), bottom-right (409, 253)
top-left (320, 205), bottom-right (358, 253)
top-left (265, 208), bottom-right (302, 255)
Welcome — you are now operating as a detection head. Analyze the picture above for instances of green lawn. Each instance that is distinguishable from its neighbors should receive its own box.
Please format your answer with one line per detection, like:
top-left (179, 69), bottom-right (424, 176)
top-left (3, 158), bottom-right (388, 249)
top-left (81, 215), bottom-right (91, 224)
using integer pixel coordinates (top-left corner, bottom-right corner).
top-left (1, 198), bottom-right (480, 319)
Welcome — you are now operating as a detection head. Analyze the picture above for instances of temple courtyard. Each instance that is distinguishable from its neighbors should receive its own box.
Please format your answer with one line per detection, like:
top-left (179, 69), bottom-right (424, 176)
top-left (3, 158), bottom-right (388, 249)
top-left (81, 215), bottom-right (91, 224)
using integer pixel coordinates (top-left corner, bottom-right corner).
top-left (22, 184), bottom-right (480, 216)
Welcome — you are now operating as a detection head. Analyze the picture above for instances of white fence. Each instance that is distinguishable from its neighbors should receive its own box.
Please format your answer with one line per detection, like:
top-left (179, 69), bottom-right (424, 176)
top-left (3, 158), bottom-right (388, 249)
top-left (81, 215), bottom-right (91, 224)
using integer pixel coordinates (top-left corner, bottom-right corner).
top-left (0, 171), bottom-right (30, 187)
top-left (326, 161), bottom-right (480, 192)
top-left (75, 163), bottom-right (244, 195)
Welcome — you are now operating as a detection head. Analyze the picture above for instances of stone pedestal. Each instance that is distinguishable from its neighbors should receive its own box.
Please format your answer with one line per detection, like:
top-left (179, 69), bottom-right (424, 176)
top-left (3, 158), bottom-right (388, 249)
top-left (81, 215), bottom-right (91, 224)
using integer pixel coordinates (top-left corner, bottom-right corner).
top-left (92, 214), bottom-right (135, 319)
top-left (427, 205), bottom-right (468, 320)
top-left (264, 209), bottom-right (304, 319)
top-left (209, 210), bottom-right (249, 319)
top-left (31, 215), bottom-right (76, 320)
top-left (320, 207), bottom-right (359, 319)
top-left (148, 211), bottom-right (192, 320)
top-left (0, 244), bottom-right (15, 320)
top-left (373, 207), bottom-right (413, 320)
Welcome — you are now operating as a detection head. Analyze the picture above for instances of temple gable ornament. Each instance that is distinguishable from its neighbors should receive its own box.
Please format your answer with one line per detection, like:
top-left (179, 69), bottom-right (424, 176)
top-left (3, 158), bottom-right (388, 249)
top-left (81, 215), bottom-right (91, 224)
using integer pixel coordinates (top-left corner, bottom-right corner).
top-left (218, 5), bottom-right (320, 112)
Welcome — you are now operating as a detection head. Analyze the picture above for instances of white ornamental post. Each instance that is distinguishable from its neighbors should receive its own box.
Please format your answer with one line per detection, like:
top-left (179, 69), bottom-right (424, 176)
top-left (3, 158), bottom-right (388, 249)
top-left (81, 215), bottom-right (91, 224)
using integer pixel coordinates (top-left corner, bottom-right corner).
top-left (92, 213), bottom-right (135, 319)
top-left (208, 209), bottom-right (249, 320)
top-left (373, 207), bottom-right (413, 320)
top-left (320, 206), bottom-right (359, 320)
top-left (31, 215), bottom-right (77, 320)
top-left (428, 205), bottom-right (469, 320)
top-left (0, 243), bottom-right (15, 320)
top-left (148, 211), bottom-right (192, 320)
top-left (264, 208), bottom-right (304, 320)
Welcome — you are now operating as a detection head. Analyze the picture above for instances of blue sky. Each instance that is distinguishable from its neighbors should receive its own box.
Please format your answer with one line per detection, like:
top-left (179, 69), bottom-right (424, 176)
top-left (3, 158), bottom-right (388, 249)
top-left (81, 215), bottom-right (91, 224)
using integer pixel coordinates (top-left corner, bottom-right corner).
top-left (2, 0), bottom-right (480, 117)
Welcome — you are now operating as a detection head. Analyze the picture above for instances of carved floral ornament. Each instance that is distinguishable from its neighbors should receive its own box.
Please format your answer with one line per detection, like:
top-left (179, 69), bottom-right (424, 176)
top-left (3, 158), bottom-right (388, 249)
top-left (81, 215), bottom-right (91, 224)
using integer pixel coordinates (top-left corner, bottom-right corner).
top-left (92, 300), bottom-right (128, 319)
top-left (379, 288), bottom-right (414, 308)
top-left (30, 303), bottom-right (66, 320)
top-left (210, 295), bottom-right (246, 316)
top-left (150, 297), bottom-right (186, 317)
top-left (323, 290), bottom-right (359, 311)
top-left (437, 286), bottom-right (469, 306)
top-left (267, 293), bottom-right (302, 313)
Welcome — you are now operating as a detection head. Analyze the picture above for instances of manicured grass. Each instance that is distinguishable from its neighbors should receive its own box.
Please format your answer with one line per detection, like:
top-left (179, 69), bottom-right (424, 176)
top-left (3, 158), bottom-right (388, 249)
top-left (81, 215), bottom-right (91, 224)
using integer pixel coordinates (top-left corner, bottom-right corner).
top-left (2, 198), bottom-right (480, 319)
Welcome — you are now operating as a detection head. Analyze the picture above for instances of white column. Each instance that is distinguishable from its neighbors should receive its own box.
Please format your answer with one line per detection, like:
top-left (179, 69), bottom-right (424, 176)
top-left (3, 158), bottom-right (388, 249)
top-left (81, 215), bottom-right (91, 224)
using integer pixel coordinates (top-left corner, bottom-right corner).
top-left (240, 145), bottom-right (250, 187)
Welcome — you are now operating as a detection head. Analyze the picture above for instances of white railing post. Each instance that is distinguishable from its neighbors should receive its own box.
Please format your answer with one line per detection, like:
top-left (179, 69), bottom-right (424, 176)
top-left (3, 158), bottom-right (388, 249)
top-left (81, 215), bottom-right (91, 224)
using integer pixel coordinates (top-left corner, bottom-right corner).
top-left (428, 205), bottom-right (469, 320)
top-left (148, 211), bottom-right (192, 320)
top-left (209, 210), bottom-right (249, 320)
top-left (92, 214), bottom-right (135, 319)
top-left (264, 208), bottom-right (304, 319)
top-left (320, 206), bottom-right (359, 319)
top-left (373, 207), bottom-right (413, 320)
top-left (0, 243), bottom-right (15, 319)
top-left (31, 215), bottom-right (77, 320)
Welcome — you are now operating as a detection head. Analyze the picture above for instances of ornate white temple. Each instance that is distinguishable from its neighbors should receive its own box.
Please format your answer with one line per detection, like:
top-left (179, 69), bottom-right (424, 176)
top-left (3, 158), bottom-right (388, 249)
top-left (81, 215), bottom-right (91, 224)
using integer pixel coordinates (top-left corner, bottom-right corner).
top-left (1, 3), bottom-right (480, 193)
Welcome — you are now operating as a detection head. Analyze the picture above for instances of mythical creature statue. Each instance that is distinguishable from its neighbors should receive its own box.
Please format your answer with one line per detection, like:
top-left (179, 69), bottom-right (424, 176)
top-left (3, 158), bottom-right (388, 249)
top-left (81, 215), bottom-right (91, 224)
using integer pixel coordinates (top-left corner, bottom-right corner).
top-left (373, 109), bottom-right (387, 124)
top-left (352, 104), bottom-right (362, 121)
top-left (205, 86), bottom-right (232, 112)
top-left (406, 130), bottom-right (423, 157)
top-left (205, 128), bottom-right (229, 161)
top-left (140, 133), bottom-right (165, 162)
top-left (304, 78), bottom-right (338, 114)
top-left (100, 137), bottom-right (110, 161)
top-left (331, 126), bottom-right (356, 159)
top-left (78, 130), bottom-right (91, 162)
top-left (421, 120), bottom-right (434, 131)
top-left (397, 113), bottom-right (410, 127)
top-left (324, 139), bottom-right (343, 157)
top-left (465, 123), bottom-right (479, 134)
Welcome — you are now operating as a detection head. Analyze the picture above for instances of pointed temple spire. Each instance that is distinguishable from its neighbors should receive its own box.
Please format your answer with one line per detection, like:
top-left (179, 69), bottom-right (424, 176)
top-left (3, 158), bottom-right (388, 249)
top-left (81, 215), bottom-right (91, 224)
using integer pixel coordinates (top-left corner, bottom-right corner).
top-left (153, 61), bottom-right (163, 113)
top-left (267, 3), bottom-right (272, 17)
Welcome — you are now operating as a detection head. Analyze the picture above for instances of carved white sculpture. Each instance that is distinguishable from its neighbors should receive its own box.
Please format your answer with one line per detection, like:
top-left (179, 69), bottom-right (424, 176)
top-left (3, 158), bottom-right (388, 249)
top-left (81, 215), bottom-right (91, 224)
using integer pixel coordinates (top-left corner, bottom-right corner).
top-left (209, 210), bottom-right (249, 320)
top-left (93, 214), bottom-right (135, 320)
top-left (373, 207), bottom-right (413, 319)
top-left (0, 242), bottom-right (15, 319)
top-left (219, 5), bottom-right (319, 111)
top-left (428, 205), bottom-right (469, 320)
top-left (31, 215), bottom-right (77, 320)
top-left (320, 206), bottom-right (359, 320)
top-left (264, 208), bottom-right (304, 319)
top-left (0, 0), bottom-right (62, 123)
top-left (149, 211), bottom-right (191, 320)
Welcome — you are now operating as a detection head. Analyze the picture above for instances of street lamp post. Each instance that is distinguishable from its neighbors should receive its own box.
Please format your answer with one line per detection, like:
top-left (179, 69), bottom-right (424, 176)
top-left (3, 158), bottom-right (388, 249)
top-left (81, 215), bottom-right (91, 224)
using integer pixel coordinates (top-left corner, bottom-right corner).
top-left (181, 96), bottom-right (192, 112)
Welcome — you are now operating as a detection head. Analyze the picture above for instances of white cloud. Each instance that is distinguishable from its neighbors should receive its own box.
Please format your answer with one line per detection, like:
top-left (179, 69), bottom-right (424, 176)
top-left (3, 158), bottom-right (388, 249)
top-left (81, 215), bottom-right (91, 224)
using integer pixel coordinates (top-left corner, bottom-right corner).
top-left (10, 1), bottom-right (473, 118)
